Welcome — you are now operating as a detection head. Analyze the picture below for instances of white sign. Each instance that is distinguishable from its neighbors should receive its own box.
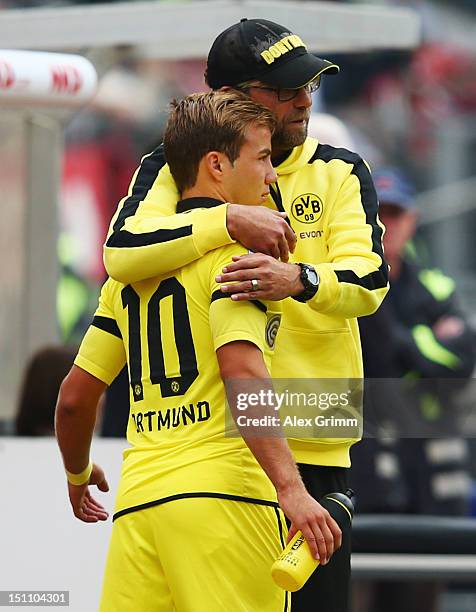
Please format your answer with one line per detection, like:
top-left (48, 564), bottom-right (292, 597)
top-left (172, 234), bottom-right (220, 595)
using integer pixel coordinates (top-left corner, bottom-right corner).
top-left (0, 49), bottom-right (97, 106)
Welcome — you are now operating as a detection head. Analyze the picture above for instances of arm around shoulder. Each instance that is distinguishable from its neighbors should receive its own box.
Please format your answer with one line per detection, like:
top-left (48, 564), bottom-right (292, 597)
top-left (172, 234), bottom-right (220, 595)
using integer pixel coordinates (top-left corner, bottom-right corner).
top-left (103, 147), bottom-right (233, 283)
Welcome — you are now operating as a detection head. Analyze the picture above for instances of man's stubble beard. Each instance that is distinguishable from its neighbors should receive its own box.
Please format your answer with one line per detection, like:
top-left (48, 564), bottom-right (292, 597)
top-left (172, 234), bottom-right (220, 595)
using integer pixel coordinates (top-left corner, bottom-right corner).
top-left (271, 117), bottom-right (309, 151)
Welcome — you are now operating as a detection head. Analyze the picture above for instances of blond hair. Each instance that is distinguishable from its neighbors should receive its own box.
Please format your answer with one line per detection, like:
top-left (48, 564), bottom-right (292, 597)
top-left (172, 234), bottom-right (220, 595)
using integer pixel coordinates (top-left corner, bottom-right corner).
top-left (164, 90), bottom-right (275, 192)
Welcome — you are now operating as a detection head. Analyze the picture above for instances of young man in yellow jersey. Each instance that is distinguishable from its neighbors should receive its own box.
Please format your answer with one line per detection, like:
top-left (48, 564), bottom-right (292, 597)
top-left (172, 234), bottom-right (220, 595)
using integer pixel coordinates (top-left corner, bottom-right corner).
top-left (56, 91), bottom-right (341, 612)
top-left (102, 19), bottom-right (389, 612)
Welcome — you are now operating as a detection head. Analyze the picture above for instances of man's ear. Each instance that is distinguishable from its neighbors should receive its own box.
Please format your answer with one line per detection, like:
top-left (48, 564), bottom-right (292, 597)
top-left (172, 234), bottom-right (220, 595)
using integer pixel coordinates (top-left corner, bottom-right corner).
top-left (204, 151), bottom-right (227, 180)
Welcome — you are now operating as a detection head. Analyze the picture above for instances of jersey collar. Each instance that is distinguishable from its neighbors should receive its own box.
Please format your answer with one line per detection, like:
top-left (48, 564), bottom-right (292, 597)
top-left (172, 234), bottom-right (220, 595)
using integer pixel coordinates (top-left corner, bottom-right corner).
top-left (176, 197), bottom-right (225, 213)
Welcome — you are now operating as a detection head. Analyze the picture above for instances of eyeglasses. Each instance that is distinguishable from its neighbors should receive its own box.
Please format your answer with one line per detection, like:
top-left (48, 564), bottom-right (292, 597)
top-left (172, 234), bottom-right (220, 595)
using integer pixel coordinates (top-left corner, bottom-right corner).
top-left (236, 75), bottom-right (321, 102)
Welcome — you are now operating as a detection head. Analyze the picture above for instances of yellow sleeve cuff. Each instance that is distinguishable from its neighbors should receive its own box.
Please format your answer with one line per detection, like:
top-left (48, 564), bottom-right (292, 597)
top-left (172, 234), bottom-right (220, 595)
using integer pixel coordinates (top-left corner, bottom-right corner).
top-left (308, 265), bottom-right (339, 312)
top-left (192, 204), bottom-right (234, 256)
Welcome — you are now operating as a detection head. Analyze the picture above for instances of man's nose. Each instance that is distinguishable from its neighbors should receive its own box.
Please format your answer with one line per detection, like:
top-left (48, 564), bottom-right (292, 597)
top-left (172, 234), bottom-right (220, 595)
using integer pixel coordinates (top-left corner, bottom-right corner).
top-left (293, 87), bottom-right (312, 108)
top-left (266, 165), bottom-right (278, 184)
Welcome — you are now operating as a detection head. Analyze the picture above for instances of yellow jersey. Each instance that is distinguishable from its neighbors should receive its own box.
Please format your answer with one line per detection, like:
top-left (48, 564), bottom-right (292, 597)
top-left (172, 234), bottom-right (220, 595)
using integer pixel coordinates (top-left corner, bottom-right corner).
top-left (76, 198), bottom-right (281, 519)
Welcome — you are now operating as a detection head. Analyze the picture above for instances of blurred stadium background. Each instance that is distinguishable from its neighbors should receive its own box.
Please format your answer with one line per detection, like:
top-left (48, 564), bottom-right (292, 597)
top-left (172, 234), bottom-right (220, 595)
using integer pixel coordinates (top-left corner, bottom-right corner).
top-left (1, 1), bottom-right (476, 610)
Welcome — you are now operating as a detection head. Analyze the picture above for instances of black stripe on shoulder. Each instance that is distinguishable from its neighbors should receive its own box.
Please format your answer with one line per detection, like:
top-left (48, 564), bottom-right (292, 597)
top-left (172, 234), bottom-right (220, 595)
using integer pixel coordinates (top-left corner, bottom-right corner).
top-left (112, 145), bottom-right (167, 233)
top-left (211, 290), bottom-right (267, 313)
top-left (105, 144), bottom-right (194, 248)
top-left (211, 289), bottom-right (230, 304)
top-left (106, 225), bottom-right (192, 248)
top-left (310, 144), bottom-right (388, 291)
top-left (92, 316), bottom-right (122, 339)
top-left (309, 143), bottom-right (361, 166)
top-left (113, 491), bottom-right (279, 521)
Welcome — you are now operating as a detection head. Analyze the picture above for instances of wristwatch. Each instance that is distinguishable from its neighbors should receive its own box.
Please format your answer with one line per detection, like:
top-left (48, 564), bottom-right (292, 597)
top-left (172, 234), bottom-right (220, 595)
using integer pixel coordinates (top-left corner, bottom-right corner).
top-left (292, 263), bottom-right (320, 303)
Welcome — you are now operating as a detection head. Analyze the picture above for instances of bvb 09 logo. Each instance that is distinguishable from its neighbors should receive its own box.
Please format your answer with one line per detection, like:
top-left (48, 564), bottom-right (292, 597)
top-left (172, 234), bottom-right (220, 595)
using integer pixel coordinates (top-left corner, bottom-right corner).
top-left (291, 193), bottom-right (323, 224)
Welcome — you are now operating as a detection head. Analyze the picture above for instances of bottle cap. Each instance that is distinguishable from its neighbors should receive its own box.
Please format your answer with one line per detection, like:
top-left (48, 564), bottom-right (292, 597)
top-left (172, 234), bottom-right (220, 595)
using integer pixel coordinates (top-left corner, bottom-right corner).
top-left (270, 567), bottom-right (303, 592)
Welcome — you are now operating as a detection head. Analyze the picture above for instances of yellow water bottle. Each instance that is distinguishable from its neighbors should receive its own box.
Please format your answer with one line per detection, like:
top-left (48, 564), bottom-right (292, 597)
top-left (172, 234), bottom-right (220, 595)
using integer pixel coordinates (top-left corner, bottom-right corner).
top-left (271, 490), bottom-right (354, 592)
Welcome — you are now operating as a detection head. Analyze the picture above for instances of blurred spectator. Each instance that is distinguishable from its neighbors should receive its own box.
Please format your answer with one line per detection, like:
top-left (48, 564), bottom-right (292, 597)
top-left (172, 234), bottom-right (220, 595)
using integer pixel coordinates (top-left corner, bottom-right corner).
top-left (323, 40), bottom-right (476, 188)
top-left (57, 233), bottom-right (101, 345)
top-left (351, 167), bottom-right (476, 612)
top-left (15, 345), bottom-right (77, 436)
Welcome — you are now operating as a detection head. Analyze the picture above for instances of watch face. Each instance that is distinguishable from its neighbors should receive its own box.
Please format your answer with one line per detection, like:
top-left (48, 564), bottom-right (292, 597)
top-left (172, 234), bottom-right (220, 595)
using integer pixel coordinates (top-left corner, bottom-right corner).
top-left (293, 264), bottom-right (319, 302)
top-left (306, 267), bottom-right (319, 286)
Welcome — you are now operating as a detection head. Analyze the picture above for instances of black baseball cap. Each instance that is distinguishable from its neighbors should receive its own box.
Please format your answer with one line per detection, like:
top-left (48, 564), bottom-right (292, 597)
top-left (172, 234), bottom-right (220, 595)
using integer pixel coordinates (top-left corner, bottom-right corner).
top-left (206, 18), bottom-right (339, 90)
